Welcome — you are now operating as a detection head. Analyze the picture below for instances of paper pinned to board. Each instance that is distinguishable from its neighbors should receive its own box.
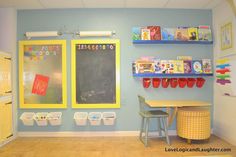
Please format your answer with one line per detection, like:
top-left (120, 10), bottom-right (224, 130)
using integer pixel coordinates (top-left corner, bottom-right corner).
top-left (32, 74), bottom-right (50, 96)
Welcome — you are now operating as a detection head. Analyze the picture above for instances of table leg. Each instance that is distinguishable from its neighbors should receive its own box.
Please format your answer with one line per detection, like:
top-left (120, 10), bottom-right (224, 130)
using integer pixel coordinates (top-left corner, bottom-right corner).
top-left (166, 107), bottom-right (178, 127)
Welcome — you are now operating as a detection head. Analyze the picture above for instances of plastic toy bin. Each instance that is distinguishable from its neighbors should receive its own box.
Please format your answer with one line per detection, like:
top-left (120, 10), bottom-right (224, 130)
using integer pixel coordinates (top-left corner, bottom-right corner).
top-left (47, 112), bottom-right (62, 126)
top-left (162, 78), bottom-right (169, 88)
top-left (143, 78), bottom-right (151, 88)
top-left (34, 112), bottom-right (48, 126)
top-left (88, 112), bottom-right (102, 126)
top-left (152, 78), bottom-right (161, 88)
top-left (102, 112), bottom-right (116, 125)
top-left (20, 112), bottom-right (35, 126)
top-left (74, 112), bottom-right (88, 126)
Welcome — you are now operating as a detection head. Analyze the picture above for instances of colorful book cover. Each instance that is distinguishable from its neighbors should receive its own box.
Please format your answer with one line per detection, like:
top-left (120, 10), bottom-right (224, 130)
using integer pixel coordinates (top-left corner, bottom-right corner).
top-left (202, 59), bottom-right (212, 73)
top-left (154, 59), bottom-right (162, 73)
top-left (147, 26), bottom-right (161, 40)
top-left (175, 27), bottom-right (189, 41)
top-left (173, 60), bottom-right (184, 73)
top-left (192, 60), bottom-right (203, 74)
top-left (132, 27), bottom-right (141, 40)
top-left (141, 28), bottom-right (150, 40)
top-left (161, 28), bottom-right (175, 40)
top-left (136, 60), bottom-right (155, 73)
top-left (168, 60), bottom-right (175, 74)
top-left (188, 27), bottom-right (198, 41)
top-left (184, 60), bottom-right (192, 73)
top-left (161, 60), bottom-right (174, 74)
top-left (198, 25), bottom-right (212, 41)
top-left (177, 56), bottom-right (192, 61)
top-left (32, 74), bottom-right (50, 96)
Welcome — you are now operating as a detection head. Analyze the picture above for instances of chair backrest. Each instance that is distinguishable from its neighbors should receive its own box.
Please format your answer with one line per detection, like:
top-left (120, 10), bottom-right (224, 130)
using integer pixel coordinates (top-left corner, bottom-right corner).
top-left (138, 95), bottom-right (147, 112)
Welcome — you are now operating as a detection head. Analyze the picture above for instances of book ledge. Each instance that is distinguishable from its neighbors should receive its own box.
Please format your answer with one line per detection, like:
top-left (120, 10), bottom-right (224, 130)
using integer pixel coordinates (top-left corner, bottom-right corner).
top-left (133, 73), bottom-right (213, 77)
top-left (132, 40), bottom-right (213, 45)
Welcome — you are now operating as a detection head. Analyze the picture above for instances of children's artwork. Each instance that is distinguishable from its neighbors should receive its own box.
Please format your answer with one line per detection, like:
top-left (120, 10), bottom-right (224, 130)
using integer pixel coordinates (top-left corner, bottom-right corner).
top-left (221, 22), bottom-right (233, 51)
top-left (183, 60), bottom-right (192, 73)
top-left (71, 40), bottom-right (120, 108)
top-left (188, 27), bottom-right (198, 41)
top-left (141, 28), bottom-right (150, 40)
top-left (198, 25), bottom-right (212, 41)
top-left (161, 28), bottom-right (175, 40)
top-left (147, 26), bottom-right (161, 40)
top-left (19, 40), bottom-right (67, 108)
top-left (192, 60), bottom-right (203, 74)
top-left (173, 60), bottom-right (184, 73)
top-left (132, 27), bottom-right (141, 40)
top-left (32, 74), bottom-right (49, 96)
top-left (161, 60), bottom-right (174, 74)
top-left (175, 27), bottom-right (189, 41)
top-left (202, 59), bottom-right (212, 73)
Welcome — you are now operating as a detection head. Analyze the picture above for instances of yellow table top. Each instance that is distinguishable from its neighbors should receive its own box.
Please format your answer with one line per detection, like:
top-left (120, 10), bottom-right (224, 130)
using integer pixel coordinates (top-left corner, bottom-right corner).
top-left (146, 100), bottom-right (211, 108)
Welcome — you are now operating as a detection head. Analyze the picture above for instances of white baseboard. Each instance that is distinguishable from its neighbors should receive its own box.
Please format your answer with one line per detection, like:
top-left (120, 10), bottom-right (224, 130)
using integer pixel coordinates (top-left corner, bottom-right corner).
top-left (0, 135), bottom-right (17, 147)
top-left (213, 129), bottom-right (236, 146)
top-left (18, 130), bottom-right (177, 137)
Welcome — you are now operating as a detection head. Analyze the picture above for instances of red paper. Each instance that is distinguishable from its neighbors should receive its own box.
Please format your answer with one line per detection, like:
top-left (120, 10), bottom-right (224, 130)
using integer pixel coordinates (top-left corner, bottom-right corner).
top-left (32, 74), bottom-right (49, 96)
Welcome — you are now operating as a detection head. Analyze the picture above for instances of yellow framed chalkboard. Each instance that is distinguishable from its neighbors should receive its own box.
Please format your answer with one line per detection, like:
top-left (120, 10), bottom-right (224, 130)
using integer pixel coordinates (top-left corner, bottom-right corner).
top-left (19, 40), bottom-right (67, 108)
top-left (71, 40), bottom-right (120, 108)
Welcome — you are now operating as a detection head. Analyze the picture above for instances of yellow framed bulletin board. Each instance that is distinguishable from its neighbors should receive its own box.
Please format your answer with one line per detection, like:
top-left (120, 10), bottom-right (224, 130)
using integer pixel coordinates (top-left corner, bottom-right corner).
top-left (19, 40), bottom-right (67, 108)
top-left (221, 22), bottom-right (233, 50)
top-left (71, 40), bottom-right (120, 108)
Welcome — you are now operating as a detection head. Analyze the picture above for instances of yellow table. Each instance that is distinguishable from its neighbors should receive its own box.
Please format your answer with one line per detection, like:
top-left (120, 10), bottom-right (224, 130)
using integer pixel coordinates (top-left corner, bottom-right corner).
top-left (145, 100), bottom-right (211, 127)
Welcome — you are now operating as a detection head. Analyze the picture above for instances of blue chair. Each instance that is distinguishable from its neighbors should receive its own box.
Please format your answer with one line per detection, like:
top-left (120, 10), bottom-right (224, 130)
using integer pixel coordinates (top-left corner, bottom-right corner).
top-left (138, 95), bottom-right (170, 147)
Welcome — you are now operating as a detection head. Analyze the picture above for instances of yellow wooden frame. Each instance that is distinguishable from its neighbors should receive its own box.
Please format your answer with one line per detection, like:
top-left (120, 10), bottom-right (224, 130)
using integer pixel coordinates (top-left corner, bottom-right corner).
top-left (19, 40), bottom-right (67, 108)
top-left (221, 22), bottom-right (233, 50)
top-left (71, 39), bottom-right (120, 108)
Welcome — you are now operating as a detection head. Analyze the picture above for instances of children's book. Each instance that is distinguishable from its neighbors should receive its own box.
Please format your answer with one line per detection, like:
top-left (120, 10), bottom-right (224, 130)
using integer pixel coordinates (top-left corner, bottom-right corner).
top-left (173, 60), bottom-right (184, 73)
top-left (161, 28), bottom-right (175, 40)
top-left (188, 27), bottom-right (198, 41)
top-left (147, 26), bottom-right (161, 40)
top-left (192, 60), bottom-right (203, 74)
top-left (175, 27), bottom-right (189, 41)
top-left (141, 28), bottom-right (150, 40)
top-left (177, 56), bottom-right (192, 61)
top-left (132, 27), bottom-right (141, 40)
top-left (132, 62), bottom-right (138, 74)
top-left (136, 60), bottom-right (155, 73)
top-left (154, 59), bottom-right (162, 73)
top-left (198, 25), bottom-right (212, 41)
top-left (202, 59), bottom-right (212, 73)
top-left (183, 60), bottom-right (192, 73)
top-left (161, 60), bottom-right (174, 74)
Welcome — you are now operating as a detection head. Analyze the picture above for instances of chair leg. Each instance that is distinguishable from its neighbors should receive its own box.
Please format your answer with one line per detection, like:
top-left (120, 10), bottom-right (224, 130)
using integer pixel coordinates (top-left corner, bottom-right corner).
top-left (144, 118), bottom-right (150, 147)
top-left (162, 117), bottom-right (170, 145)
top-left (139, 116), bottom-right (144, 141)
top-left (157, 118), bottom-right (162, 137)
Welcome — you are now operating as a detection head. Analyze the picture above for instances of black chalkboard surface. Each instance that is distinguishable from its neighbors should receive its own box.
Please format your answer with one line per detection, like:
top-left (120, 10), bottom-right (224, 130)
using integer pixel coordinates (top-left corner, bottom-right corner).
top-left (76, 44), bottom-right (116, 104)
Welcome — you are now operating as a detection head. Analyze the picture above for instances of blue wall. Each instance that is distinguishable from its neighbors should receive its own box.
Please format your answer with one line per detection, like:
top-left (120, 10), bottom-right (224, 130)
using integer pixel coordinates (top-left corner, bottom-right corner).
top-left (17, 9), bottom-right (213, 132)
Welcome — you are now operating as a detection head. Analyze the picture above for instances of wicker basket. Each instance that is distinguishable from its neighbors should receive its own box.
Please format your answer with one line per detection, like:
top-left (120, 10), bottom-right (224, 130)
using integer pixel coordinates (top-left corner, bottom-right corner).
top-left (177, 107), bottom-right (210, 140)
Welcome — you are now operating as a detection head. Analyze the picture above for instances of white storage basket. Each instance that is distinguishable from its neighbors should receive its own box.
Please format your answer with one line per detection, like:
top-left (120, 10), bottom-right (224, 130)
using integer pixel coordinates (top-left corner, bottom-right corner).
top-left (47, 112), bottom-right (62, 126)
top-left (20, 112), bottom-right (35, 126)
top-left (34, 112), bottom-right (48, 126)
top-left (88, 112), bottom-right (102, 126)
top-left (102, 112), bottom-right (116, 125)
top-left (74, 112), bottom-right (88, 126)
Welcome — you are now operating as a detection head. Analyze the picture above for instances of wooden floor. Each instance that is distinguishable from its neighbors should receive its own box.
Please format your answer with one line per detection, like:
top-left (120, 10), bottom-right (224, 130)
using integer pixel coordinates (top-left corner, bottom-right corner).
top-left (0, 135), bottom-right (235, 157)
